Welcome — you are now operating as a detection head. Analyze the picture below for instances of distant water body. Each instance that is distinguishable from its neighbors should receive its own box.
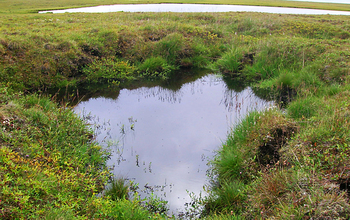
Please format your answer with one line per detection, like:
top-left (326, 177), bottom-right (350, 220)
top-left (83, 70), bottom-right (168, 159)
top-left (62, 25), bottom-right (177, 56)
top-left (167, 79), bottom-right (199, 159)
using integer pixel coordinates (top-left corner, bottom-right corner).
top-left (39, 3), bottom-right (350, 15)
top-left (293, 0), bottom-right (350, 3)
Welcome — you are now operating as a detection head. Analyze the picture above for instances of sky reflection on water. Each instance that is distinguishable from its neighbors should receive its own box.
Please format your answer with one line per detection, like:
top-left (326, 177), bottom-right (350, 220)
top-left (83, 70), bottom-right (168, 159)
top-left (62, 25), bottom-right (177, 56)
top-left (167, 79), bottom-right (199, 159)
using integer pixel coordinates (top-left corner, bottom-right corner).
top-left (292, 0), bottom-right (350, 3)
top-left (40, 3), bottom-right (350, 15)
top-left (75, 74), bottom-right (273, 213)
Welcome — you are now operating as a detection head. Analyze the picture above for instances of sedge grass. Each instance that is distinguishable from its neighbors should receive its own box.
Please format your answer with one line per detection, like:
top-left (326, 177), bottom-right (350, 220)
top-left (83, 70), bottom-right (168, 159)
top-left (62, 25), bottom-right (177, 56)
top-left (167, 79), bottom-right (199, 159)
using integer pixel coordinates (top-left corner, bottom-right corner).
top-left (104, 177), bottom-right (130, 201)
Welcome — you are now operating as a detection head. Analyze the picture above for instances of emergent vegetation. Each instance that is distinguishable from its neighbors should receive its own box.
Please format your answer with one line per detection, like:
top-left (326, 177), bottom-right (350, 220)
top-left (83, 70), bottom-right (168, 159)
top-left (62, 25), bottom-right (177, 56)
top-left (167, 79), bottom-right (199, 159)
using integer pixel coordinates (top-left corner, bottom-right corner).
top-left (2, 1), bottom-right (350, 219)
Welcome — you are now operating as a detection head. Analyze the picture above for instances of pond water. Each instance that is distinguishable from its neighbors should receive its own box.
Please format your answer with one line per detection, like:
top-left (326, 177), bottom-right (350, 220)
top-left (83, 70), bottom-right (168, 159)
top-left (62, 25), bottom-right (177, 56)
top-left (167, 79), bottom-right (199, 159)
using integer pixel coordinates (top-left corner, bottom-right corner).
top-left (292, 0), bottom-right (350, 3)
top-left (74, 73), bottom-right (273, 214)
top-left (40, 3), bottom-right (350, 15)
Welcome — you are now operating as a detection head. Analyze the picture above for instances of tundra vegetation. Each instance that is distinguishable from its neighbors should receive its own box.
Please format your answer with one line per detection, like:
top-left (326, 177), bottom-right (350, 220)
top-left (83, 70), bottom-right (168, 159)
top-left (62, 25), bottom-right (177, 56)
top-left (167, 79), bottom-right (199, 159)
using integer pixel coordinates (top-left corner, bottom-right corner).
top-left (2, 0), bottom-right (350, 14)
top-left (1, 1), bottom-right (350, 219)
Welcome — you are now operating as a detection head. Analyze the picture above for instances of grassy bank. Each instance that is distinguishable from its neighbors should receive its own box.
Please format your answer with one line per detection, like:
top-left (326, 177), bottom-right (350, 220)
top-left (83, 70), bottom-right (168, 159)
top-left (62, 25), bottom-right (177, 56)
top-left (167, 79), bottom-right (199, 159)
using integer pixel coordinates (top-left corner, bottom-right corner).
top-left (0, 88), bottom-right (169, 219)
top-left (1, 12), bottom-right (350, 94)
top-left (2, 4), bottom-right (350, 220)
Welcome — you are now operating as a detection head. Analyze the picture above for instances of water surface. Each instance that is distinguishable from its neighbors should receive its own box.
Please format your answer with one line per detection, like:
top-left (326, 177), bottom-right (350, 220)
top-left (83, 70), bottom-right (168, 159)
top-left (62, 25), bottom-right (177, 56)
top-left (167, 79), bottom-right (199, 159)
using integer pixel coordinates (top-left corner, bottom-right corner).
top-left (40, 3), bottom-right (350, 15)
top-left (291, 0), bottom-right (350, 3)
top-left (75, 73), bottom-right (273, 214)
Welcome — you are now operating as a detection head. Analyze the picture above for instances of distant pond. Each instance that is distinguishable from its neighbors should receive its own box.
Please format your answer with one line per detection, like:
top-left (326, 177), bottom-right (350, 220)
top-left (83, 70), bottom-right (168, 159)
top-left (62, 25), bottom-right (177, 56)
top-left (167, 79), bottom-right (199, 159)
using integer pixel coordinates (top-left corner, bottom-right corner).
top-left (40, 3), bottom-right (350, 15)
top-left (74, 72), bottom-right (273, 214)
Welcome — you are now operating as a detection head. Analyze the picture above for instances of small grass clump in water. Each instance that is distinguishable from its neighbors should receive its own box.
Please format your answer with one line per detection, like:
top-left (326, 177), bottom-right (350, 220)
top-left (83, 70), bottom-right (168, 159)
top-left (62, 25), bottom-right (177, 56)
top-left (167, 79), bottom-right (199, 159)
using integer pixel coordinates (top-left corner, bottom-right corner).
top-left (105, 177), bottom-right (130, 201)
top-left (143, 194), bottom-right (169, 216)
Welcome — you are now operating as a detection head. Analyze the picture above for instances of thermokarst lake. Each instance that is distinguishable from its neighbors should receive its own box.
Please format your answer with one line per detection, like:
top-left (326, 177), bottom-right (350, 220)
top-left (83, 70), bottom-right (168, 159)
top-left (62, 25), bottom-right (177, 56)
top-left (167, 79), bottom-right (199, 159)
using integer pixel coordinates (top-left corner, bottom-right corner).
top-left (40, 3), bottom-right (350, 15)
top-left (74, 73), bottom-right (273, 214)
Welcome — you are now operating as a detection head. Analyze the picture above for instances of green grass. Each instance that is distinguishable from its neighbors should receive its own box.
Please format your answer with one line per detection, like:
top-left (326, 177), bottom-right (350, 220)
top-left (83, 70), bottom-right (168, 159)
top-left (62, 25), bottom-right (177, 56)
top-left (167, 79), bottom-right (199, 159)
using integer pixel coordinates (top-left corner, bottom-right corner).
top-left (83, 58), bottom-right (136, 85)
top-left (2, 1), bottom-right (350, 219)
top-left (138, 56), bottom-right (175, 79)
top-left (2, 12), bottom-right (350, 93)
top-left (0, 91), bottom-right (107, 218)
top-left (2, 0), bottom-right (350, 14)
top-left (214, 47), bottom-right (246, 74)
top-left (104, 178), bottom-right (130, 201)
top-left (0, 87), bottom-right (167, 219)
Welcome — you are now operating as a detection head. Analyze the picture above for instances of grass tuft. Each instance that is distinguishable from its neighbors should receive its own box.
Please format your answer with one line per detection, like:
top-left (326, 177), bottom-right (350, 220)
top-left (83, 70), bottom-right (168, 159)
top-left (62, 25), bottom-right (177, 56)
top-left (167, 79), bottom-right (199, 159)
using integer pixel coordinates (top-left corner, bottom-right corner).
top-left (104, 177), bottom-right (130, 201)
